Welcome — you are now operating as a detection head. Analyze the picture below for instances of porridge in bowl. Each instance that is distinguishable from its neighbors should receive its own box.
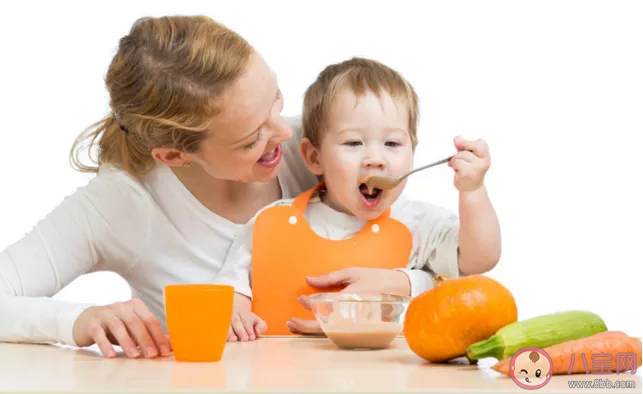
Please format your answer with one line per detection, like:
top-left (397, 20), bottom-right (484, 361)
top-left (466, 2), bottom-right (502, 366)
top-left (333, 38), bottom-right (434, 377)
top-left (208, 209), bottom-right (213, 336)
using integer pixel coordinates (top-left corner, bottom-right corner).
top-left (307, 292), bottom-right (411, 350)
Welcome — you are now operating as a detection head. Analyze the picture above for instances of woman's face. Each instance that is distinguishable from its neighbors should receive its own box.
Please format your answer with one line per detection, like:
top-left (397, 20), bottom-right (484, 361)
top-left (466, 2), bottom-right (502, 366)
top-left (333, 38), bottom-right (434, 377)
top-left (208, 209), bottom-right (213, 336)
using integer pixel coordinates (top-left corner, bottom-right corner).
top-left (186, 53), bottom-right (291, 183)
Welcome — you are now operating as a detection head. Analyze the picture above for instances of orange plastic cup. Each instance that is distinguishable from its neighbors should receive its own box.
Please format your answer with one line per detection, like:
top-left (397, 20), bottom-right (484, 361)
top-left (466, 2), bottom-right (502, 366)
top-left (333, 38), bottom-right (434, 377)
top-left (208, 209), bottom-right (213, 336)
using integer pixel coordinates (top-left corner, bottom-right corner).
top-left (164, 284), bottom-right (234, 362)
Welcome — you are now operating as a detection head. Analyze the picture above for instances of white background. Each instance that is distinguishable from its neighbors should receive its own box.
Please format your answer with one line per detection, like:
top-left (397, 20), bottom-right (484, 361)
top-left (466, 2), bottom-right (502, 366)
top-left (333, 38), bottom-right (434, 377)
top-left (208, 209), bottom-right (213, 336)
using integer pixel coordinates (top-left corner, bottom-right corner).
top-left (1, 1), bottom-right (641, 336)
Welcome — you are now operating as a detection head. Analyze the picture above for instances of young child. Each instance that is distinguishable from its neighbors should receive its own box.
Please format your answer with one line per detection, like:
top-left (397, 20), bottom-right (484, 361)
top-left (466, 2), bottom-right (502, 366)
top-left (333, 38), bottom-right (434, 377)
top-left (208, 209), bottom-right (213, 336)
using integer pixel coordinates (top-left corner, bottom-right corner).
top-left (215, 57), bottom-right (501, 341)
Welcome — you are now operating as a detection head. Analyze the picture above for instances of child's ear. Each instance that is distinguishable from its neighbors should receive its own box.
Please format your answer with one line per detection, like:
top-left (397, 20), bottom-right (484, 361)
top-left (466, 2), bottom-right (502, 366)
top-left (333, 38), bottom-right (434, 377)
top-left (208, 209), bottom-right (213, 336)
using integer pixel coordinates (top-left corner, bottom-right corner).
top-left (300, 138), bottom-right (324, 176)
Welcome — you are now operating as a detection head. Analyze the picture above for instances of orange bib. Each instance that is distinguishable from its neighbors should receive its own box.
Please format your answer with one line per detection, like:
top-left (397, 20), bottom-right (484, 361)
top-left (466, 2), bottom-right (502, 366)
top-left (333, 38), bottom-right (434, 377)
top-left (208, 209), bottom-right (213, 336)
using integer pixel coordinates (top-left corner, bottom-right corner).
top-left (250, 183), bottom-right (413, 336)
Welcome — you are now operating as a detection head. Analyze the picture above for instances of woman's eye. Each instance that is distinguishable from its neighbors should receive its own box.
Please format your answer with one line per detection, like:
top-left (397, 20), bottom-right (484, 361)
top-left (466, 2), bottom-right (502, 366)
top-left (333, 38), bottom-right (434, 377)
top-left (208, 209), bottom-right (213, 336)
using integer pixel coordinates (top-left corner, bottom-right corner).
top-left (244, 132), bottom-right (262, 150)
top-left (244, 140), bottom-right (259, 149)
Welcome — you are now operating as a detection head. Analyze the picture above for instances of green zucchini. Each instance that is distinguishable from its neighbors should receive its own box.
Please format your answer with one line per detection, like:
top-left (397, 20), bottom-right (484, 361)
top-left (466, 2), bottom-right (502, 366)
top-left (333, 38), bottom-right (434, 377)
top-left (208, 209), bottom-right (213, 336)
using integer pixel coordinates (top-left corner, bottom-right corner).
top-left (466, 310), bottom-right (607, 361)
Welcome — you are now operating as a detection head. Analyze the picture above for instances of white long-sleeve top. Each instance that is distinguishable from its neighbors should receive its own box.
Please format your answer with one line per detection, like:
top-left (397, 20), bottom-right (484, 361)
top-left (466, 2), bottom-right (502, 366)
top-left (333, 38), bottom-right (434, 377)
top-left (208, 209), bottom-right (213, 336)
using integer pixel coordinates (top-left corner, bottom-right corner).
top-left (216, 193), bottom-right (461, 299)
top-left (0, 117), bottom-right (319, 347)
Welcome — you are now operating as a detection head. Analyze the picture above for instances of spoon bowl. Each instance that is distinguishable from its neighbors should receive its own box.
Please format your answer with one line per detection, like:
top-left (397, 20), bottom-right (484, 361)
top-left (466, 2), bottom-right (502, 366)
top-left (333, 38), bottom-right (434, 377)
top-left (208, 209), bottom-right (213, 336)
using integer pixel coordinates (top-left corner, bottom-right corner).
top-left (363, 155), bottom-right (453, 191)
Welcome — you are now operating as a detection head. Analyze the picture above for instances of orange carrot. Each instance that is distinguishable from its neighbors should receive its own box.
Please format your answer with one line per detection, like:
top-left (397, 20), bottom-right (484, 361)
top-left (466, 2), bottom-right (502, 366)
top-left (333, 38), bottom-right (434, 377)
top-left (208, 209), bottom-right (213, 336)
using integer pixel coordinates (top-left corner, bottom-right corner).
top-left (491, 331), bottom-right (642, 376)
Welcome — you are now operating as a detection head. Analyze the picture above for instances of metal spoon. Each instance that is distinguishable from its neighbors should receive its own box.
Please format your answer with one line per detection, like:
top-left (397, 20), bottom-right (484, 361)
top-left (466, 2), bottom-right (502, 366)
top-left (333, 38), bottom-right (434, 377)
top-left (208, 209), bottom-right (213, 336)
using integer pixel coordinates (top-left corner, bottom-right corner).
top-left (362, 155), bottom-right (454, 191)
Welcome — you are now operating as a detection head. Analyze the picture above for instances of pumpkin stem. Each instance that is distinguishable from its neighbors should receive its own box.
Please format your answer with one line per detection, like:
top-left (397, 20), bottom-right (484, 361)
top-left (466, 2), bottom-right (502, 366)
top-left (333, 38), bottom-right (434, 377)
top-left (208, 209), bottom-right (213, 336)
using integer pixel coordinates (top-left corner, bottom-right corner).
top-left (432, 274), bottom-right (447, 284)
top-left (425, 265), bottom-right (447, 285)
top-left (466, 335), bottom-right (504, 361)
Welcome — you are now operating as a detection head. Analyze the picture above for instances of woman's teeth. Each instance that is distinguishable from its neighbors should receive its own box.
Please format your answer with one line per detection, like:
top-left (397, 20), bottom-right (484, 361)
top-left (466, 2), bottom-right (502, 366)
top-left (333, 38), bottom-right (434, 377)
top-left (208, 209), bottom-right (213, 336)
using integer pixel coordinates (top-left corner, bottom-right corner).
top-left (258, 148), bottom-right (278, 162)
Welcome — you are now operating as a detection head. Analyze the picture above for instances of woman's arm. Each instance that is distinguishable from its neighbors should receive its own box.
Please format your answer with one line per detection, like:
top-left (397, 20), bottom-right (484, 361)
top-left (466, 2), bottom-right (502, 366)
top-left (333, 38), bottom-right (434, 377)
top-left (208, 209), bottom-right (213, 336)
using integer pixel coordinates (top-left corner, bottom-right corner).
top-left (0, 168), bottom-right (165, 354)
top-left (1, 178), bottom-right (109, 345)
top-left (0, 238), bottom-right (96, 346)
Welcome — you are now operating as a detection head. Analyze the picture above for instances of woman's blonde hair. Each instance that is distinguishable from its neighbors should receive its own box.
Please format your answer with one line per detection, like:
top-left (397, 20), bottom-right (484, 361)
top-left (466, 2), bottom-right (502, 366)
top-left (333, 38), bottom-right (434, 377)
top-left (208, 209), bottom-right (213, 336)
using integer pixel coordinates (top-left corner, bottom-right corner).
top-left (70, 15), bottom-right (254, 177)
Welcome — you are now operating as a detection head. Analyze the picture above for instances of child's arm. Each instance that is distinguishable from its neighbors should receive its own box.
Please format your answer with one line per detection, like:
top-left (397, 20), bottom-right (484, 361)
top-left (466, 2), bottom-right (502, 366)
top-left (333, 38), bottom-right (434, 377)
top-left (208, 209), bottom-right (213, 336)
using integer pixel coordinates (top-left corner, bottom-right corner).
top-left (215, 222), bottom-right (253, 299)
top-left (216, 198), bottom-right (294, 297)
top-left (216, 221), bottom-right (265, 342)
top-left (458, 185), bottom-right (501, 275)
top-left (400, 137), bottom-right (500, 296)
top-left (449, 136), bottom-right (501, 275)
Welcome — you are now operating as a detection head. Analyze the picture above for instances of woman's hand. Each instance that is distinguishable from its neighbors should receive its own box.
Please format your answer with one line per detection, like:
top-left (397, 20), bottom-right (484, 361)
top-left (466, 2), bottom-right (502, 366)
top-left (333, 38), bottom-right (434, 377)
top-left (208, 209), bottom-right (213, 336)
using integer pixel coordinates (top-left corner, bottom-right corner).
top-left (72, 298), bottom-right (172, 359)
top-left (286, 267), bottom-right (411, 335)
top-left (305, 267), bottom-right (410, 295)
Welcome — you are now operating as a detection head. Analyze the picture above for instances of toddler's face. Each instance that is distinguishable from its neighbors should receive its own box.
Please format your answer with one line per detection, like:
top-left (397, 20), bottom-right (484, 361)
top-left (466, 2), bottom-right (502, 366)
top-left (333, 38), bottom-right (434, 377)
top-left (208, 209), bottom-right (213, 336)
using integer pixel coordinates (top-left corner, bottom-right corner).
top-left (315, 89), bottom-right (414, 220)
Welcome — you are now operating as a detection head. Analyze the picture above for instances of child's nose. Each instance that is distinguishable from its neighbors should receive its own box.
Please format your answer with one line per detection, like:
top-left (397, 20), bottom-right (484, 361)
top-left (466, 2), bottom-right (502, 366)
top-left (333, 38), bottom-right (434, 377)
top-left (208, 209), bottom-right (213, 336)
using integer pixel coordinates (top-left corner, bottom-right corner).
top-left (362, 155), bottom-right (386, 170)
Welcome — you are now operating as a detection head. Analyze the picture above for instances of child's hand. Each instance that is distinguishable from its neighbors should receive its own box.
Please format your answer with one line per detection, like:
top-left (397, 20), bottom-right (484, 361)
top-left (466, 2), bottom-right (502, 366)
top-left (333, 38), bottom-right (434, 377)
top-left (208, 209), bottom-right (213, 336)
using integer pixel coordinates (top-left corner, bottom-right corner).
top-left (449, 136), bottom-right (491, 192)
top-left (227, 292), bottom-right (267, 342)
top-left (286, 296), bottom-right (325, 336)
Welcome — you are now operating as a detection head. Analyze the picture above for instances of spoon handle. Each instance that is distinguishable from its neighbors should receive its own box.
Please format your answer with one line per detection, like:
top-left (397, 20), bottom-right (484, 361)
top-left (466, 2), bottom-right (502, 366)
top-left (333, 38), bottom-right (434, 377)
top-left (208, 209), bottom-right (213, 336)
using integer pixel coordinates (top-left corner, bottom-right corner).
top-left (399, 155), bottom-right (454, 181)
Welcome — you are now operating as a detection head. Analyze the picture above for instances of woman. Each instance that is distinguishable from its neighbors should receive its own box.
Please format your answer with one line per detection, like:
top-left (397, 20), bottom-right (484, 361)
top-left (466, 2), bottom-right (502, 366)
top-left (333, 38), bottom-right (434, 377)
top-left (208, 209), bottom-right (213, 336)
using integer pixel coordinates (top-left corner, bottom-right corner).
top-left (0, 15), bottom-right (419, 359)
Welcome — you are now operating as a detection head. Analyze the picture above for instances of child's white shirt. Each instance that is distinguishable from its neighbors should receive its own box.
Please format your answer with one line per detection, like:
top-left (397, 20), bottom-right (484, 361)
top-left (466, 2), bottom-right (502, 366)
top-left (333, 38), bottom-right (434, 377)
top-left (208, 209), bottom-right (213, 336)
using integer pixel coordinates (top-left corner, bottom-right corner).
top-left (216, 194), bottom-right (461, 298)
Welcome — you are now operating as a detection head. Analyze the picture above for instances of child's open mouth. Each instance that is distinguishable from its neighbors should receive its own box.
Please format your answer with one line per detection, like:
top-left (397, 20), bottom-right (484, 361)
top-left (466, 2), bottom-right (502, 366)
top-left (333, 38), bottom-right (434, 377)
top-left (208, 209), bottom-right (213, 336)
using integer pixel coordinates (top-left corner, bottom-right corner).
top-left (359, 183), bottom-right (382, 208)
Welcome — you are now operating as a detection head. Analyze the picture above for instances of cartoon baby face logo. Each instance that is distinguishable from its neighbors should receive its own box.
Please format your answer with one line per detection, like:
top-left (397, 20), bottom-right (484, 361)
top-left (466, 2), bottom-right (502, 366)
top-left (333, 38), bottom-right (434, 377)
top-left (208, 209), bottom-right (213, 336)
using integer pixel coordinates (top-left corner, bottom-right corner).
top-left (509, 347), bottom-right (553, 389)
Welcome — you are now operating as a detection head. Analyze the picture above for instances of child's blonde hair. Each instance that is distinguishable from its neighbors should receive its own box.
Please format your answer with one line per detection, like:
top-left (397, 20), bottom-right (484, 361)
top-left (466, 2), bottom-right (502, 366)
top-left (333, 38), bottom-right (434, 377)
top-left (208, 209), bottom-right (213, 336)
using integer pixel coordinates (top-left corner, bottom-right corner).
top-left (302, 57), bottom-right (419, 149)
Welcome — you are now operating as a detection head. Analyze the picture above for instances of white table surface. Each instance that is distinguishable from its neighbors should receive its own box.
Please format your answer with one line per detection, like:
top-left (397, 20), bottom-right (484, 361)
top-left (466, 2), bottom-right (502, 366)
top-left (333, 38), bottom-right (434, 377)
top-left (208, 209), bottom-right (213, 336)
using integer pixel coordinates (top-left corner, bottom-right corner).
top-left (0, 337), bottom-right (640, 393)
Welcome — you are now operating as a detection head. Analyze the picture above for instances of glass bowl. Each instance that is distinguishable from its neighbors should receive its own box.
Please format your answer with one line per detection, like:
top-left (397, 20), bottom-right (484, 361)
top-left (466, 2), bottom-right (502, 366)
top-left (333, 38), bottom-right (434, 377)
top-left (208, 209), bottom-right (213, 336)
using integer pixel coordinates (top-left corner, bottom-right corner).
top-left (306, 292), bottom-right (411, 350)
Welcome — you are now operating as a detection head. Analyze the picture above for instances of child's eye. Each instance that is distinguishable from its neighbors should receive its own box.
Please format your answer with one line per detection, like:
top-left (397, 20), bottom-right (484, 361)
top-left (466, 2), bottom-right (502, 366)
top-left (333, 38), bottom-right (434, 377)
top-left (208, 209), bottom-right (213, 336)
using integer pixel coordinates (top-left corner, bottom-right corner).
top-left (343, 140), bottom-right (362, 146)
top-left (385, 141), bottom-right (401, 147)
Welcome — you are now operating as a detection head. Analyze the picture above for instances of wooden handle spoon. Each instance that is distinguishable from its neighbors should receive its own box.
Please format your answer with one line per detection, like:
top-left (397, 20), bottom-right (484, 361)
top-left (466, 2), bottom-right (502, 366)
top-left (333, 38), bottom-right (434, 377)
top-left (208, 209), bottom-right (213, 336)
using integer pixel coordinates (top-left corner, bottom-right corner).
top-left (362, 155), bottom-right (454, 191)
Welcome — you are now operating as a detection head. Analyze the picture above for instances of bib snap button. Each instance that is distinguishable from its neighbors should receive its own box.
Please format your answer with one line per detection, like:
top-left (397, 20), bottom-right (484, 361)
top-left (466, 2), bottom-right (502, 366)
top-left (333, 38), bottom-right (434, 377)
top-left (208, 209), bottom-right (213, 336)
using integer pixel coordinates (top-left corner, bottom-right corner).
top-left (288, 216), bottom-right (297, 225)
top-left (372, 224), bottom-right (380, 233)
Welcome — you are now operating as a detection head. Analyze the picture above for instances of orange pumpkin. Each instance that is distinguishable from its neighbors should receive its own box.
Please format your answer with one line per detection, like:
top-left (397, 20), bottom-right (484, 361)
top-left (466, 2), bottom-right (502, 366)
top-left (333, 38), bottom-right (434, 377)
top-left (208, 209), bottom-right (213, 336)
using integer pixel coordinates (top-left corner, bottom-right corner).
top-left (404, 274), bottom-right (517, 363)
